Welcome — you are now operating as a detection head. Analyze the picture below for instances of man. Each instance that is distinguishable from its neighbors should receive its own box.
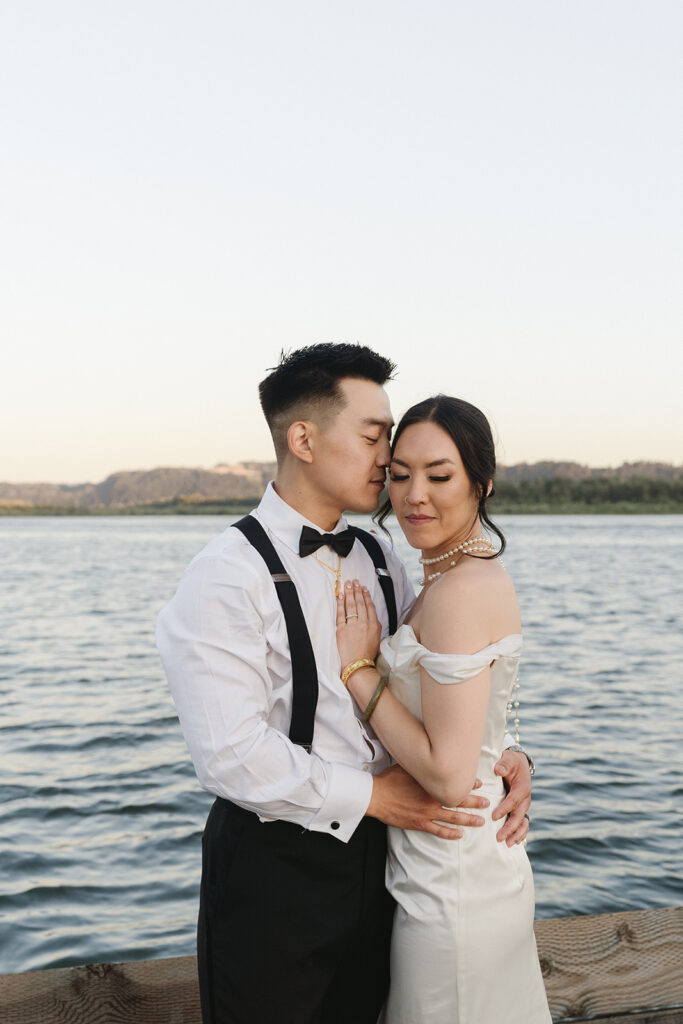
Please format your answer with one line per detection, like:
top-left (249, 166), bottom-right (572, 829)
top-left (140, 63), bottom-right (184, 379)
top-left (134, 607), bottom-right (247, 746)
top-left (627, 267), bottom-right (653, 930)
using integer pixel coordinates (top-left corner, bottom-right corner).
top-left (157, 343), bottom-right (532, 1024)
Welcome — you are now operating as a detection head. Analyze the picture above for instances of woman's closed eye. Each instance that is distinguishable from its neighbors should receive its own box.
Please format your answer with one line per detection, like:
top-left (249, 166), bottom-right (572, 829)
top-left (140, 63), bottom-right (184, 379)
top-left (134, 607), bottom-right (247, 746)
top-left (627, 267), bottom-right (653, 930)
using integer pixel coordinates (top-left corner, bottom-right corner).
top-left (390, 473), bottom-right (451, 482)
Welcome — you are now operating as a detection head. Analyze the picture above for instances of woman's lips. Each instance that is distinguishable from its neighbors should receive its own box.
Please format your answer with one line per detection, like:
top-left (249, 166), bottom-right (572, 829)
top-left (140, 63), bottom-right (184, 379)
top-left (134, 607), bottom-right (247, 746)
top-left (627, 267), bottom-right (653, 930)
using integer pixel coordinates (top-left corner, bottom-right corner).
top-left (405, 514), bottom-right (433, 524)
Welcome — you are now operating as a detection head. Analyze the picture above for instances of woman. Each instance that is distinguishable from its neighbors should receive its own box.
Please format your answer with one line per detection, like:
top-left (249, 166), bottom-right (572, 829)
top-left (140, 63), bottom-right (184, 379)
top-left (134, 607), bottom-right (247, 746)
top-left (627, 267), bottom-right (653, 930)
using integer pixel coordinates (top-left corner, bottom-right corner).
top-left (336, 395), bottom-right (551, 1024)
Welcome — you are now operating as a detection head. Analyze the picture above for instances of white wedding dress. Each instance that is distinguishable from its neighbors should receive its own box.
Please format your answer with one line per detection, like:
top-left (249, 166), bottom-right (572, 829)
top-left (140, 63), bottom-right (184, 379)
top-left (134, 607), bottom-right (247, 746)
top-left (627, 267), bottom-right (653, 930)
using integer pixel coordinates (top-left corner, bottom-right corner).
top-left (377, 625), bottom-right (551, 1024)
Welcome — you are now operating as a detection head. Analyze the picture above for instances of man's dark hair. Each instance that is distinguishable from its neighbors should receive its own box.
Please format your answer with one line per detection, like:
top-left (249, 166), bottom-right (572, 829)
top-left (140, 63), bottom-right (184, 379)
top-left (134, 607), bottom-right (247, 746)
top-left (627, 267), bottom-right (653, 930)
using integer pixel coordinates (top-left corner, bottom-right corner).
top-left (259, 343), bottom-right (396, 461)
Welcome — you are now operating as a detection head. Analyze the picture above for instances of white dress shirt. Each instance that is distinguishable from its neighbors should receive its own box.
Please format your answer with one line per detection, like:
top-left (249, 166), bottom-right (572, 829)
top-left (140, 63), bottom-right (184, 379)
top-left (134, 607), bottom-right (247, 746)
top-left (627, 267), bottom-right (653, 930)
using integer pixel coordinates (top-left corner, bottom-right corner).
top-left (157, 482), bottom-right (415, 842)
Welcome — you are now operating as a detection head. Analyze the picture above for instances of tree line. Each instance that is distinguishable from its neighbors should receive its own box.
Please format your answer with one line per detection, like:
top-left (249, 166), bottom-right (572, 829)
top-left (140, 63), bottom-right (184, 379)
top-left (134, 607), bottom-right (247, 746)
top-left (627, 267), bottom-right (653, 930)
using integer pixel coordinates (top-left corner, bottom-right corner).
top-left (491, 475), bottom-right (682, 510)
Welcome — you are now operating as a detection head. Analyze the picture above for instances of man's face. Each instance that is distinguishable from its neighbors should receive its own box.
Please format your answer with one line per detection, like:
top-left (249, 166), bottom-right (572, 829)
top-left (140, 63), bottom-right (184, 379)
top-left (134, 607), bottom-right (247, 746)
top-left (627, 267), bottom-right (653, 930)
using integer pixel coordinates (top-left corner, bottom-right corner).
top-left (311, 378), bottom-right (393, 515)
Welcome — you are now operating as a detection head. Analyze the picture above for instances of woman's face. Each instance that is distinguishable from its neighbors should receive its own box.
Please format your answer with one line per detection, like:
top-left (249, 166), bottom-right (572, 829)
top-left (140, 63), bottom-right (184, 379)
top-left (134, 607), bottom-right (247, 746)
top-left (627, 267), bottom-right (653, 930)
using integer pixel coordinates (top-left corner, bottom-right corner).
top-left (389, 420), bottom-right (482, 555)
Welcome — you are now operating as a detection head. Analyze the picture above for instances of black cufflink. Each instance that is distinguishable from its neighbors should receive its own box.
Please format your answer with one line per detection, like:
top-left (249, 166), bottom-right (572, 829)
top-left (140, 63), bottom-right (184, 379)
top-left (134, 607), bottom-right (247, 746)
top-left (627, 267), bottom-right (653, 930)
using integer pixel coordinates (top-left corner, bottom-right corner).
top-left (331, 821), bottom-right (340, 830)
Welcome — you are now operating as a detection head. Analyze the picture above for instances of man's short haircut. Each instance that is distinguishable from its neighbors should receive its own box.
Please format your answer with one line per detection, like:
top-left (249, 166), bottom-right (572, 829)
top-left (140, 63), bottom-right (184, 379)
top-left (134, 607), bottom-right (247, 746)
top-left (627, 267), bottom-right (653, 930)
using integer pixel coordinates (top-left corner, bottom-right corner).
top-left (259, 342), bottom-right (396, 462)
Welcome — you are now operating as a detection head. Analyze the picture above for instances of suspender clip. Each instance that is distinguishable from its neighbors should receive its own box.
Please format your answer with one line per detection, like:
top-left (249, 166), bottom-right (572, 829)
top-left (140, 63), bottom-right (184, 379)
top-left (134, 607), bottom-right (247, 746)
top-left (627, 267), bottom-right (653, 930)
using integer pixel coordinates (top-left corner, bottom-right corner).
top-left (271, 573), bottom-right (292, 583)
top-left (376, 567), bottom-right (390, 577)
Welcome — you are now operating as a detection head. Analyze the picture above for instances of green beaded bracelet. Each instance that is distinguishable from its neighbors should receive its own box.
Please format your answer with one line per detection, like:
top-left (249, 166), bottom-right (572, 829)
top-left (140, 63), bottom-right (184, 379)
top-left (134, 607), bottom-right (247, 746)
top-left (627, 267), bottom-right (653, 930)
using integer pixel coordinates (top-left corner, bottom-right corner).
top-left (361, 676), bottom-right (389, 722)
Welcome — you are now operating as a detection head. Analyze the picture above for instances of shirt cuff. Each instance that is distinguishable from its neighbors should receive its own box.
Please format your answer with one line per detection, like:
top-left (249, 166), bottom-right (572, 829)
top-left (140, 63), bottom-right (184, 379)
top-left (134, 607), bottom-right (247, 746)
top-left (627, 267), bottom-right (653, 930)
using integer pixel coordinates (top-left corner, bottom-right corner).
top-left (503, 732), bottom-right (516, 749)
top-left (308, 761), bottom-right (374, 843)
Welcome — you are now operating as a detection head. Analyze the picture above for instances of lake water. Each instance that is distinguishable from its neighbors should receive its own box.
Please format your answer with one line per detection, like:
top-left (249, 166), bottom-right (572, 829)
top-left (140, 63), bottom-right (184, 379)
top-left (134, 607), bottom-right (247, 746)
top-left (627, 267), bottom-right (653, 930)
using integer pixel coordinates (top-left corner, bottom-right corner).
top-left (1, 514), bottom-right (681, 974)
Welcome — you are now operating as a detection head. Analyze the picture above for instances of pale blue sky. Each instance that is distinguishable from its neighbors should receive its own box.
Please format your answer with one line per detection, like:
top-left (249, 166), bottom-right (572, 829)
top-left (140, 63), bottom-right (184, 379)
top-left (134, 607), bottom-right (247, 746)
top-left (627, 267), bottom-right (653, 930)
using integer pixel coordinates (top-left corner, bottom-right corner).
top-left (2, 1), bottom-right (681, 482)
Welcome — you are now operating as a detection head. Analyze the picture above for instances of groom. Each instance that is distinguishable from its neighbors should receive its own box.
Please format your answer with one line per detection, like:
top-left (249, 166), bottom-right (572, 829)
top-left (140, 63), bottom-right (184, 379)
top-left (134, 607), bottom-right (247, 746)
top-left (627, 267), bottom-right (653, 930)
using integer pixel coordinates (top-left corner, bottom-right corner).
top-left (157, 343), bottom-right (532, 1024)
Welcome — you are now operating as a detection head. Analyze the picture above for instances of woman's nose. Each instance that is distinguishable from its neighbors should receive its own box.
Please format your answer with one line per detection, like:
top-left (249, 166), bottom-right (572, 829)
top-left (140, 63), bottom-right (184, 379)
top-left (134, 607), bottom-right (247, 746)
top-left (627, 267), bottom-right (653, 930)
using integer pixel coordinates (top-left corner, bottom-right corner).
top-left (405, 483), bottom-right (426, 505)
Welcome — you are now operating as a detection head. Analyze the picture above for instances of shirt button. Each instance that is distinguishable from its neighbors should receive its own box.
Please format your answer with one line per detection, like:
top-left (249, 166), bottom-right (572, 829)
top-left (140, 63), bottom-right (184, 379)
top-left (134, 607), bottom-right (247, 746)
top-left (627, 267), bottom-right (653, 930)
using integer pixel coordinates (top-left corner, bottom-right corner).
top-left (331, 821), bottom-right (340, 830)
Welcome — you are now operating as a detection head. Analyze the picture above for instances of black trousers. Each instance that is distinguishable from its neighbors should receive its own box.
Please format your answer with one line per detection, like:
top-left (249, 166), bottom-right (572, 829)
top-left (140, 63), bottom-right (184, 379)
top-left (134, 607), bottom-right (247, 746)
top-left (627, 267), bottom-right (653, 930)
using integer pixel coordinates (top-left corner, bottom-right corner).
top-left (197, 798), bottom-right (395, 1024)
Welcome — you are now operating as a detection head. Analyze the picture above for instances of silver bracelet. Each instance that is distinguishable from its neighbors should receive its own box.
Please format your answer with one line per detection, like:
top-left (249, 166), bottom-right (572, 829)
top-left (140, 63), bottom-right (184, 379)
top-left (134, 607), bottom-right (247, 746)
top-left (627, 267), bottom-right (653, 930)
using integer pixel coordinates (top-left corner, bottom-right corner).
top-left (506, 744), bottom-right (536, 777)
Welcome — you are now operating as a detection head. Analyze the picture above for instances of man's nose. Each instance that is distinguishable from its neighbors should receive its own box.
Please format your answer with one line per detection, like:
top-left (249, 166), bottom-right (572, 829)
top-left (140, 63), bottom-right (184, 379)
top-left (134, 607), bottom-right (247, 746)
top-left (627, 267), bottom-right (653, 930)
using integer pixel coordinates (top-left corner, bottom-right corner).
top-left (376, 438), bottom-right (391, 466)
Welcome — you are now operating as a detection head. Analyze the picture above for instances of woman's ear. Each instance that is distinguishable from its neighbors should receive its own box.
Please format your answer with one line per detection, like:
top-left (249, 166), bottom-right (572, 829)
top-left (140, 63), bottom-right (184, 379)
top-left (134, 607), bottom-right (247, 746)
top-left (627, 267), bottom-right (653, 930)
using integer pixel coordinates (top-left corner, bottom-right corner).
top-left (287, 420), bottom-right (315, 464)
top-left (486, 480), bottom-right (493, 498)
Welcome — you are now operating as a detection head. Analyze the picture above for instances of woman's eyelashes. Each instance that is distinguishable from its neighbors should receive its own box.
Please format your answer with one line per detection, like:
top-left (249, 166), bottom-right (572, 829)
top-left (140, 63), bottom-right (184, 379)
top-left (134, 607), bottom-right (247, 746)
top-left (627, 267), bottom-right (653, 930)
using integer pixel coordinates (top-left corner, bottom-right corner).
top-left (389, 473), bottom-right (451, 483)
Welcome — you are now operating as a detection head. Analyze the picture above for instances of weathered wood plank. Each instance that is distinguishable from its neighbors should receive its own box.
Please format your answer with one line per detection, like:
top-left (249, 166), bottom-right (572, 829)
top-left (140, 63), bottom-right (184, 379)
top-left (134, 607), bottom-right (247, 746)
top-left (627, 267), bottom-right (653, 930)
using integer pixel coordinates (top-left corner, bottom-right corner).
top-left (584, 1014), bottom-right (683, 1024)
top-left (534, 906), bottom-right (683, 1022)
top-left (0, 955), bottom-right (201, 1024)
top-left (0, 908), bottom-right (681, 1023)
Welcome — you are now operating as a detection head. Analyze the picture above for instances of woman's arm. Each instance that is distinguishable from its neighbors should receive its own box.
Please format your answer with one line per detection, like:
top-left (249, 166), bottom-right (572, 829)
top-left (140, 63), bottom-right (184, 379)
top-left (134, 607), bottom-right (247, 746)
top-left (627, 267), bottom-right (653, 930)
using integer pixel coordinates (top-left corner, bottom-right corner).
top-left (337, 577), bottom-right (493, 808)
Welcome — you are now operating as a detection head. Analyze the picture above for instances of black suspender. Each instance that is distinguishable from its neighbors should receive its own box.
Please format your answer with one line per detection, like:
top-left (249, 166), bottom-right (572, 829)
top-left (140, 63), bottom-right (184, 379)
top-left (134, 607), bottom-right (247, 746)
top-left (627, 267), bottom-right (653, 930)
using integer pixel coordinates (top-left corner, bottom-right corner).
top-left (233, 516), bottom-right (319, 752)
top-left (349, 527), bottom-right (398, 635)
top-left (232, 516), bottom-right (398, 752)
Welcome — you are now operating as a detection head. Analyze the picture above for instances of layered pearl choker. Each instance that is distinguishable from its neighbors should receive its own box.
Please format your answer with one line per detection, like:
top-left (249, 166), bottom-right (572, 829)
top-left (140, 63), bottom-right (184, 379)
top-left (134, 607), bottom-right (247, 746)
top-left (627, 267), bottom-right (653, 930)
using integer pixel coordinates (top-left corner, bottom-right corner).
top-left (420, 536), bottom-right (495, 565)
top-left (420, 536), bottom-right (498, 586)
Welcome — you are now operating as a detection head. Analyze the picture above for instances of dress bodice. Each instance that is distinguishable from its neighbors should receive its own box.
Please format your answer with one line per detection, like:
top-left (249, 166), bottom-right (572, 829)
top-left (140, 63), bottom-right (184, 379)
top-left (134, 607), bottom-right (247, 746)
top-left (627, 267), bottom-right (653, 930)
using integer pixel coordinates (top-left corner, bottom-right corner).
top-left (377, 625), bottom-right (523, 780)
top-left (376, 627), bottom-right (552, 1023)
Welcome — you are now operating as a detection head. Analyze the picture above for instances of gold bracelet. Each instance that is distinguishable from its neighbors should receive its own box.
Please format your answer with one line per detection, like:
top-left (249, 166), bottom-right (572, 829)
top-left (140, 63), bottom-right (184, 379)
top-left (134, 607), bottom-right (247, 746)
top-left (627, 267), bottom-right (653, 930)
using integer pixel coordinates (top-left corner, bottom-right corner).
top-left (341, 658), bottom-right (375, 687)
top-left (361, 676), bottom-right (389, 722)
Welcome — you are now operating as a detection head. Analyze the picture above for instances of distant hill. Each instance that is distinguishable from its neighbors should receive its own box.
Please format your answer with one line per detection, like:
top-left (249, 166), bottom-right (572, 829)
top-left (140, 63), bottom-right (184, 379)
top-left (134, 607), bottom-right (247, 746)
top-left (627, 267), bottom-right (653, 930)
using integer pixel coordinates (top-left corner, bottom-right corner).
top-left (0, 462), bottom-right (277, 509)
top-left (496, 461), bottom-right (682, 483)
top-left (0, 460), bottom-right (679, 510)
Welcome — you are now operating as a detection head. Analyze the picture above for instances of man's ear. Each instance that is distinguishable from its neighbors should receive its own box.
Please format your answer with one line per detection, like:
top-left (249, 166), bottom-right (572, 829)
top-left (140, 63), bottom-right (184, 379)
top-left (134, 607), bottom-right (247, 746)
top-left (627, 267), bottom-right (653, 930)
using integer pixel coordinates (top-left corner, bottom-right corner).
top-left (287, 420), bottom-right (316, 464)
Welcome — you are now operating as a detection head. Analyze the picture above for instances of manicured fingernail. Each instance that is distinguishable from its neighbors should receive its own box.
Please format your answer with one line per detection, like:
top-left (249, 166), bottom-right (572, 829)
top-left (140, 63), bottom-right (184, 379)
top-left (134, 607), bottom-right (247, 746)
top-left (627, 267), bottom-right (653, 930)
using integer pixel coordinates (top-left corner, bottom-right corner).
top-left (362, 586), bottom-right (369, 592)
top-left (354, 580), bottom-right (361, 587)
top-left (346, 582), bottom-right (352, 589)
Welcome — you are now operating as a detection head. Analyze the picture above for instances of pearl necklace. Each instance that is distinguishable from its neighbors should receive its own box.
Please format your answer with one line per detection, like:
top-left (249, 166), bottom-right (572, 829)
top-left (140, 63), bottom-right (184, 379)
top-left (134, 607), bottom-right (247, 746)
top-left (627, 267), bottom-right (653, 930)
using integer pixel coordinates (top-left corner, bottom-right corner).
top-left (420, 537), bottom-right (497, 587)
top-left (420, 536), bottom-right (494, 565)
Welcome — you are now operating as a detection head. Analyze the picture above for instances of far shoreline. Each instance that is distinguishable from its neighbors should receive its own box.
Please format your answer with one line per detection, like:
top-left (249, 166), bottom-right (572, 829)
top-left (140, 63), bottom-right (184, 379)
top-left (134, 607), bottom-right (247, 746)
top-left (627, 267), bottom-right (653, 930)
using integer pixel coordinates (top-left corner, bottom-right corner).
top-left (0, 501), bottom-right (681, 517)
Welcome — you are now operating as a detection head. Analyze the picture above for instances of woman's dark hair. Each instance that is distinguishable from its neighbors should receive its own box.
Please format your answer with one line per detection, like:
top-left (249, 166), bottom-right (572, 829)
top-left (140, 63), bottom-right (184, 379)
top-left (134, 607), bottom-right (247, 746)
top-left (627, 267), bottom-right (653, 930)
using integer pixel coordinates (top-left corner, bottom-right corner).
top-left (376, 394), bottom-right (506, 557)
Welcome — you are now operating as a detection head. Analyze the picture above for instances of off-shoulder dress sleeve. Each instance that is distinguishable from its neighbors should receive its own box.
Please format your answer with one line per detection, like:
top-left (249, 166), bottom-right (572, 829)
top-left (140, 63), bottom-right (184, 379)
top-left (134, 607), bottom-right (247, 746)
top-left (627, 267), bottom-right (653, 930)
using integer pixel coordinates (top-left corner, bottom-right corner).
top-left (379, 627), bottom-right (522, 686)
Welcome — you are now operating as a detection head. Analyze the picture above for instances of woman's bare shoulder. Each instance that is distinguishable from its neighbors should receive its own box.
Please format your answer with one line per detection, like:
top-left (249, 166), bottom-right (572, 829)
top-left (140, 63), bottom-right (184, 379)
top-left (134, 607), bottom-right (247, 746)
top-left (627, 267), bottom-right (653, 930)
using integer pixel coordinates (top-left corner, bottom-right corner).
top-left (421, 558), bottom-right (520, 650)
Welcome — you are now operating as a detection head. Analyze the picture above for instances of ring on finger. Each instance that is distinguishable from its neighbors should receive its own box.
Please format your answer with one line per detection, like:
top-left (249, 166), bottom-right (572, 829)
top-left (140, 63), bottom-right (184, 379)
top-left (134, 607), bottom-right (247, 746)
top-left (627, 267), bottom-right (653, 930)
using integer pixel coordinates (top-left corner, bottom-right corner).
top-left (346, 613), bottom-right (358, 620)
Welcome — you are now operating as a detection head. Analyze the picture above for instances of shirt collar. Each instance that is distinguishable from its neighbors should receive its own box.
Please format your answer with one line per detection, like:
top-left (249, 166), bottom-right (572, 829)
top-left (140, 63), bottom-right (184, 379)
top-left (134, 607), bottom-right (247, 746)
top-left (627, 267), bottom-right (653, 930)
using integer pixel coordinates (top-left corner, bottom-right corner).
top-left (255, 481), bottom-right (349, 555)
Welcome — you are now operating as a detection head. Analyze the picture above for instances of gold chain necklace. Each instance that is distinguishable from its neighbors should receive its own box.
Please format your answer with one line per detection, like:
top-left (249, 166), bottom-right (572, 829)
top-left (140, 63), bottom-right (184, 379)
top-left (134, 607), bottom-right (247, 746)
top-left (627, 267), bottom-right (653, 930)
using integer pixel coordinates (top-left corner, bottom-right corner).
top-left (314, 552), bottom-right (343, 596)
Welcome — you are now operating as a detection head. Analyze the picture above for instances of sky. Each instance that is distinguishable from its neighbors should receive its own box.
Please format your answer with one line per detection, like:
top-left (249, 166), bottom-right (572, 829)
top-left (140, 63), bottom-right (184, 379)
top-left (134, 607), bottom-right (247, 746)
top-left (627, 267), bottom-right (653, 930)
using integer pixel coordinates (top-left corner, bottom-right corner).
top-left (2, 1), bottom-right (681, 483)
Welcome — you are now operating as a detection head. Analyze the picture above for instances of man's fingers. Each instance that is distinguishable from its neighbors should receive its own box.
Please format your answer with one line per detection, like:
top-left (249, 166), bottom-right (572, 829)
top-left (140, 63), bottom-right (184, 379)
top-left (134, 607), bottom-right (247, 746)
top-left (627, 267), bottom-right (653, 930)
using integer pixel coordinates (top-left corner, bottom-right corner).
top-left (457, 791), bottom-right (490, 810)
top-left (491, 792), bottom-right (519, 821)
top-left (492, 793), bottom-right (531, 822)
top-left (431, 808), bottom-right (485, 828)
top-left (496, 809), bottom-right (524, 843)
top-left (497, 812), bottom-right (530, 846)
top-left (424, 823), bottom-right (463, 840)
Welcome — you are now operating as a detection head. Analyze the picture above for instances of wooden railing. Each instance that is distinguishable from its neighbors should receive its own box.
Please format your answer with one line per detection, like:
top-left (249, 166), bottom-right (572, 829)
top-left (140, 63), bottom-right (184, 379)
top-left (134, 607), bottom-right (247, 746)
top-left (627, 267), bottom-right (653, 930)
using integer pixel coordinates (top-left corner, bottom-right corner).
top-left (1, 907), bottom-right (681, 1023)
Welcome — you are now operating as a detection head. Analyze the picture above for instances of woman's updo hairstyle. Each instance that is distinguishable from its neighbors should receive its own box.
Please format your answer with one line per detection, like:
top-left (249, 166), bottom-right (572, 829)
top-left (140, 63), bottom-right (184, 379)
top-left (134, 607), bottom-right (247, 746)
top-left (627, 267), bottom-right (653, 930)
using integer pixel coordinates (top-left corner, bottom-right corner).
top-left (376, 394), bottom-right (506, 557)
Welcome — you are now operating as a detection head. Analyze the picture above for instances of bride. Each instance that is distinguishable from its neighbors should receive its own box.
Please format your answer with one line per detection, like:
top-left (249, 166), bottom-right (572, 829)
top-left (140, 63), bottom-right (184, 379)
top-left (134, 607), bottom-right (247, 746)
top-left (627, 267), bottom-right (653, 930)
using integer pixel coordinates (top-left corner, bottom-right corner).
top-left (336, 395), bottom-right (551, 1024)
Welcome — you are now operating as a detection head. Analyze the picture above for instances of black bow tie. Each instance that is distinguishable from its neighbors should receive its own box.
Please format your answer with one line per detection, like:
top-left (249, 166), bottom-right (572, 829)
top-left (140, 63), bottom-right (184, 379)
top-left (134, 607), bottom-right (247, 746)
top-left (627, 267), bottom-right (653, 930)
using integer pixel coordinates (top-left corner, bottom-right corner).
top-left (299, 525), bottom-right (356, 559)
